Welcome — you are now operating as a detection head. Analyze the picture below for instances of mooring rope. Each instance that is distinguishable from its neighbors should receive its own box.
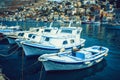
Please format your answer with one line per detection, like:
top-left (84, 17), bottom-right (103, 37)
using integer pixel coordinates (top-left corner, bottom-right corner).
top-left (0, 73), bottom-right (10, 80)
top-left (21, 50), bottom-right (24, 80)
top-left (0, 45), bottom-right (19, 57)
top-left (26, 61), bottom-right (39, 69)
top-left (8, 44), bottom-right (18, 50)
top-left (0, 67), bottom-right (10, 80)
top-left (39, 64), bottom-right (43, 80)
top-left (0, 44), bottom-right (18, 52)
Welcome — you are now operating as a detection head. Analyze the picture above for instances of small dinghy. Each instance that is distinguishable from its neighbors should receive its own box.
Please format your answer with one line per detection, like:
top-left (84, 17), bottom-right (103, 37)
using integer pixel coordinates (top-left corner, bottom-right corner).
top-left (38, 46), bottom-right (109, 71)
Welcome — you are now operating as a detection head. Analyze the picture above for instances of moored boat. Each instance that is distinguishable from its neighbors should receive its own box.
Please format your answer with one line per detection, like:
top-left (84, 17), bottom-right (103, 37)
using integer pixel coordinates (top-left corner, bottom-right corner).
top-left (38, 46), bottom-right (109, 71)
top-left (16, 26), bottom-right (58, 47)
top-left (0, 25), bottom-right (22, 44)
top-left (0, 33), bottom-right (8, 44)
top-left (0, 25), bottom-right (22, 35)
top-left (21, 21), bottom-right (85, 56)
top-left (6, 27), bottom-right (44, 44)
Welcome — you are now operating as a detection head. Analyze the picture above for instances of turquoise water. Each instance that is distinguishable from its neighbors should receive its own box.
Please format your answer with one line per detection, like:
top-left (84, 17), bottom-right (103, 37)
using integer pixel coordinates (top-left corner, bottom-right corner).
top-left (0, 21), bottom-right (120, 80)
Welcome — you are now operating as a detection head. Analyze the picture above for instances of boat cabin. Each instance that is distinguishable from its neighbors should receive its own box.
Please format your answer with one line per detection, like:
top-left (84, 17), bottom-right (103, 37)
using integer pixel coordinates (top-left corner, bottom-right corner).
top-left (40, 27), bottom-right (82, 48)
top-left (43, 28), bottom-right (58, 34)
top-left (57, 27), bottom-right (82, 35)
top-left (76, 51), bottom-right (92, 59)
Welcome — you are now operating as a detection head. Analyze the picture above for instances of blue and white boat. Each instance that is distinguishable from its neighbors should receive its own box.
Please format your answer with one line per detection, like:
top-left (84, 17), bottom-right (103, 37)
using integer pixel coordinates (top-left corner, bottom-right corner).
top-left (15, 27), bottom-right (58, 47)
top-left (7, 31), bottom-right (29, 44)
top-left (0, 25), bottom-right (21, 35)
top-left (15, 33), bottom-right (39, 47)
top-left (0, 25), bottom-right (22, 43)
top-left (7, 27), bottom-right (45, 44)
top-left (15, 21), bottom-right (57, 47)
top-left (7, 27), bottom-right (48, 44)
top-left (38, 46), bottom-right (109, 71)
top-left (21, 21), bottom-right (85, 56)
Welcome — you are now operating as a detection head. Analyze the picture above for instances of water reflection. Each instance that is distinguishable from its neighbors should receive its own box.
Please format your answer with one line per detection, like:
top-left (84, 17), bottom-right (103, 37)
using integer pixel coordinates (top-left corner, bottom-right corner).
top-left (81, 24), bottom-right (120, 49)
top-left (82, 24), bottom-right (106, 40)
top-left (105, 28), bottom-right (120, 47)
top-left (45, 60), bottom-right (106, 80)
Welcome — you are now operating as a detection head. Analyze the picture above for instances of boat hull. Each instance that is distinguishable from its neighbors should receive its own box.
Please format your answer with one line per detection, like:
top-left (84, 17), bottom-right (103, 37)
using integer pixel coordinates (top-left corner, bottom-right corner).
top-left (21, 39), bottom-right (85, 56)
top-left (22, 43), bottom-right (60, 56)
top-left (0, 33), bottom-right (8, 44)
top-left (39, 45), bottom-right (109, 71)
top-left (22, 43), bottom-right (84, 56)
top-left (42, 57), bottom-right (104, 71)
top-left (15, 39), bottom-right (24, 47)
top-left (7, 37), bottom-right (16, 44)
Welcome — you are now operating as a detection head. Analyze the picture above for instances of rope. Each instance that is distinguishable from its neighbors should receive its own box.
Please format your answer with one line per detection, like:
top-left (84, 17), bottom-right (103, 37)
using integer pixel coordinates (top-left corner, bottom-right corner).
top-left (8, 44), bottom-right (18, 50)
top-left (0, 74), bottom-right (10, 80)
top-left (0, 45), bottom-right (19, 57)
top-left (0, 44), bottom-right (18, 52)
top-left (0, 67), bottom-right (10, 80)
top-left (26, 61), bottom-right (39, 69)
top-left (21, 50), bottom-right (24, 80)
top-left (39, 64), bottom-right (43, 80)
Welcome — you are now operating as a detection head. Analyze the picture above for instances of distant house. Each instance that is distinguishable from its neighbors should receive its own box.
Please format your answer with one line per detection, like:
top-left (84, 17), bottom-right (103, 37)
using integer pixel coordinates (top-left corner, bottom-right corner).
top-left (48, 0), bottom-right (63, 2)
top-left (83, 0), bottom-right (96, 5)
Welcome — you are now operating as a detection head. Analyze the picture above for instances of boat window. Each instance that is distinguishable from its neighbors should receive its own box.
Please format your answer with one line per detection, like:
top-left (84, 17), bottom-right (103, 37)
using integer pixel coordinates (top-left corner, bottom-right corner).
top-left (28, 34), bottom-right (33, 38)
top-left (61, 30), bottom-right (72, 33)
top-left (44, 29), bottom-right (51, 32)
top-left (77, 31), bottom-right (80, 34)
top-left (45, 37), bottom-right (50, 41)
top-left (36, 29), bottom-right (39, 32)
top-left (18, 33), bottom-right (21, 36)
top-left (63, 40), bottom-right (68, 45)
top-left (32, 35), bottom-right (36, 39)
top-left (21, 33), bottom-right (24, 36)
top-left (18, 33), bottom-right (24, 36)
top-left (70, 39), bottom-right (74, 44)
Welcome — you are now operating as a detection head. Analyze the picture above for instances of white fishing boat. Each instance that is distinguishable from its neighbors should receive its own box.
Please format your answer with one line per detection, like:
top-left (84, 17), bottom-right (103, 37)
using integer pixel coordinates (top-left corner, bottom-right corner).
top-left (7, 31), bottom-right (28, 44)
top-left (15, 27), bottom-right (58, 47)
top-left (0, 24), bottom-right (22, 43)
top-left (21, 21), bottom-right (85, 56)
top-left (6, 27), bottom-right (45, 44)
top-left (7, 21), bottom-right (57, 45)
top-left (0, 25), bottom-right (21, 35)
top-left (38, 46), bottom-right (109, 71)
top-left (15, 33), bottom-right (39, 47)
